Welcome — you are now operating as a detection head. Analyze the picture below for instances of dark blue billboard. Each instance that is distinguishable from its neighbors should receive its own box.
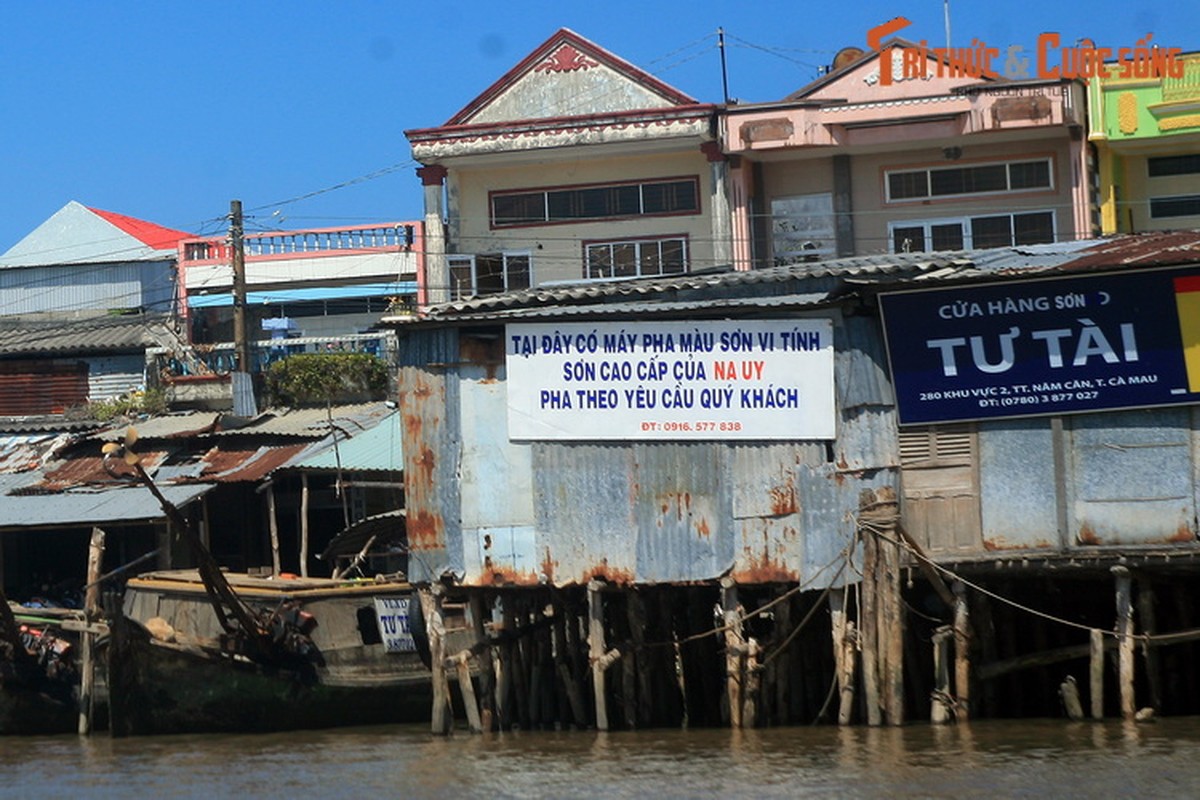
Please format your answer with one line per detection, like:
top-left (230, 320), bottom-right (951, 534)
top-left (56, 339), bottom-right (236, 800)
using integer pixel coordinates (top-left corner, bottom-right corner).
top-left (879, 265), bottom-right (1200, 425)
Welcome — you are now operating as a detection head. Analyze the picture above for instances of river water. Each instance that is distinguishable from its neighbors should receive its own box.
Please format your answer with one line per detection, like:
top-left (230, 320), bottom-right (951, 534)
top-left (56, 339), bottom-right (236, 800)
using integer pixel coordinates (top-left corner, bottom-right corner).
top-left (4, 718), bottom-right (1200, 798)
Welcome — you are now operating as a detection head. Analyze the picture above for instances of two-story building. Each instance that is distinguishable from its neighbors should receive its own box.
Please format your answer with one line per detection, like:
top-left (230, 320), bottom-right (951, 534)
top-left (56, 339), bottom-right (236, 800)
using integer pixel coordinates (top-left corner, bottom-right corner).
top-left (405, 28), bottom-right (729, 305)
top-left (1088, 51), bottom-right (1200, 233)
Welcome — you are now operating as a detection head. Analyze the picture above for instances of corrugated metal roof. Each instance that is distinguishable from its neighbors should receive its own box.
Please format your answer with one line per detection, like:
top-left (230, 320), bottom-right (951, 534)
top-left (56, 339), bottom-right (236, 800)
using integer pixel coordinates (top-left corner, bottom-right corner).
top-left (0, 480), bottom-right (214, 530)
top-left (0, 433), bottom-right (72, 474)
top-left (385, 254), bottom-right (971, 324)
top-left (294, 410), bottom-right (402, 472)
top-left (0, 314), bottom-right (180, 355)
top-left (210, 403), bottom-right (396, 439)
top-left (0, 201), bottom-right (188, 267)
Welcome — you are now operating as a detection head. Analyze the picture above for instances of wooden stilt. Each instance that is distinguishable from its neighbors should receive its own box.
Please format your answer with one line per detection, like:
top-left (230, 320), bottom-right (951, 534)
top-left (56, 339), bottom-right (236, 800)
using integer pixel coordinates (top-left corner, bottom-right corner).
top-left (1112, 565), bottom-right (1136, 721)
top-left (420, 586), bottom-right (452, 735)
top-left (830, 588), bottom-right (850, 725)
top-left (720, 577), bottom-right (745, 729)
top-left (510, 596), bottom-right (531, 729)
top-left (299, 474), bottom-right (310, 577)
top-left (1136, 578), bottom-right (1162, 712)
top-left (860, 527), bottom-right (881, 727)
top-left (588, 580), bottom-right (609, 731)
top-left (839, 620), bottom-right (858, 726)
top-left (743, 637), bottom-right (760, 729)
top-left (882, 524), bottom-right (905, 726)
top-left (78, 527), bottom-right (105, 735)
top-left (457, 651), bottom-right (483, 733)
top-left (974, 591), bottom-right (1000, 718)
top-left (628, 589), bottom-right (652, 728)
top-left (469, 593), bottom-right (494, 731)
top-left (931, 626), bottom-right (953, 724)
top-left (953, 581), bottom-right (971, 723)
top-left (1090, 628), bottom-right (1105, 720)
top-left (267, 484), bottom-right (281, 576)
top-left (1060, 676), bottom-right (1084, 720)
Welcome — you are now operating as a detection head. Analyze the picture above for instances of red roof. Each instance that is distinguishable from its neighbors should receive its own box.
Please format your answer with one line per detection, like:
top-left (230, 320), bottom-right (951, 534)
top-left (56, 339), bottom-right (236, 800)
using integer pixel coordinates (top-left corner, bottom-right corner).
top-left (87, 206), bottom-right (194, 250)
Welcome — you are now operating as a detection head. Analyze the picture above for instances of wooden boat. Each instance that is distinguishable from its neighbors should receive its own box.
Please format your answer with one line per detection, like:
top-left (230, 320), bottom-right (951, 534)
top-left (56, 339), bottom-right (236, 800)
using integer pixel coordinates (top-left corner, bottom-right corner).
top-left (1, 599), bottom-right (85, 735)
top-left (107, 569), bottom-right (437, 735)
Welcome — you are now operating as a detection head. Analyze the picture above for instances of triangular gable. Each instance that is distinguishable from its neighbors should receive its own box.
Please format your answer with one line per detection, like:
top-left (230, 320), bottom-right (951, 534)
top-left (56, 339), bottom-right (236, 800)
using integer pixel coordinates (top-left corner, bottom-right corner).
top-left (446, 28), bottom-right (698, 126)
top-left (0, 201), bottom-right (193, 268)
top-left (88, 207), bottom-right (193, 251)
top-left (788, 39), bottom-right (996, 104)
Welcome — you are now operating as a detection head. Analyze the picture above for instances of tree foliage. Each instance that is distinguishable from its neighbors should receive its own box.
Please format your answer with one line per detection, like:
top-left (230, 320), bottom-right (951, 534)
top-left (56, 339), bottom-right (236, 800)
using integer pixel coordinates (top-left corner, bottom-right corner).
top-left (265, 352), bottom-right (389, 407)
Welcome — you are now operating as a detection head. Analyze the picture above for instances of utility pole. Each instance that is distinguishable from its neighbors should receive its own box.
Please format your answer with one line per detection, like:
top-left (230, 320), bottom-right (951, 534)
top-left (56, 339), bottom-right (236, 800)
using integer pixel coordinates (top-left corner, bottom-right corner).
top-left (230, 200), bottom-right (250, 374)
top-left (229, 200), bottom-right (257, 416)
top-left (718, 28), bottom-right (731, 104)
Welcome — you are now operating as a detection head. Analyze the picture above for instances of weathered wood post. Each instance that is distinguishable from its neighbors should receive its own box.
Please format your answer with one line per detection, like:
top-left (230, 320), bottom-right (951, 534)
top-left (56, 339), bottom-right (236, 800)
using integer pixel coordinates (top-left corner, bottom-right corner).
top-left (588, 579), bottom-right (610, 730)
top-left (420, 585), bottom-right (452, 735)
top-left (78, 526), bottom-right (105, 735)
top-left (859, 520), bottom-right (882, 726)
top-left (720, 576), bottom-right (745, 728)
top-left (1112, 565), bottom-right (1136, 721)
top-left (953, 581), bottom-right (971, 722)
top-left (1090, 628), bottom-right (1105, 720)
top-left (829, 588), bottom-right (852, 725)
top-left (1136, 578), bottom-right (1162, 712)
top-left (931, 625), bottom-right (953, 724)
top-left (470, 593), bottom-right (495, 731)
top-left (1060, 675), bottom-right (1085, 720)
top-left (267, 484), bottom-right (281, 576)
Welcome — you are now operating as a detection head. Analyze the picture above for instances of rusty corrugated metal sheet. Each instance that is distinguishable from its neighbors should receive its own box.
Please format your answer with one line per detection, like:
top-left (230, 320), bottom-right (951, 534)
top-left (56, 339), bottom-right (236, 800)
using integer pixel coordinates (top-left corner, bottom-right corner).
top-left (0, 433), bottom-right (70, 474)
top-left (198, 444), bottom-right (310, 482)
top-left (0, 361), bottom-right (87, 415)
top-left (398, 329), bottom-right (459, 580)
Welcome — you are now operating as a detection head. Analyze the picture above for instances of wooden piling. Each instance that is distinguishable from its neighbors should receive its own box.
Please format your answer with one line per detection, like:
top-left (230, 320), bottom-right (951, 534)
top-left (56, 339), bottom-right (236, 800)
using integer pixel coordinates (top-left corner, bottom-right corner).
top-left (78, 526), bottom-right (105, 735)
top-left (267, 484), bottom-right (281, 576)
top-left (1090, 628), bottom-right (1105, 720)
top-left (720, 577), bottom-right (745, 729)
top-left (931, 626), bottom-right (953, 724)
top-left (1112, 565), bottom-right (1136, 721)
top-left (1060, 675), bottom-right (1084, 720)
top-left (420, 586), bottom-right (452, 735)
top-left (860, 527), bottom-right (882, 726)
top-left (588, 580), bottom-right (610, 731)
top-left (953, 581), bottom-right (971, 722)
top-left (1137, 578), bottom-right (1162, 712)
top-left (469, 593), bottom-right (495, 731)
top-left (743, 636), bottom-right (760, 729)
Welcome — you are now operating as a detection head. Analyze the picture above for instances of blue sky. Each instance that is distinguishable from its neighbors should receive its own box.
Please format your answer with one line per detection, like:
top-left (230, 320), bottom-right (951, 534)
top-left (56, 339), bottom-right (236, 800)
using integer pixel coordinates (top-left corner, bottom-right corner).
top-left (1, 1), bottom-right (1194, 251)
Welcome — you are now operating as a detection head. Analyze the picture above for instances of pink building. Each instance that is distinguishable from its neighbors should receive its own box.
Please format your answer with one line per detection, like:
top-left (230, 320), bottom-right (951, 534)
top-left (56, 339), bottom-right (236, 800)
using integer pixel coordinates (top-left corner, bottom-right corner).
top-left (723, 43), bottom-right (1094, 267)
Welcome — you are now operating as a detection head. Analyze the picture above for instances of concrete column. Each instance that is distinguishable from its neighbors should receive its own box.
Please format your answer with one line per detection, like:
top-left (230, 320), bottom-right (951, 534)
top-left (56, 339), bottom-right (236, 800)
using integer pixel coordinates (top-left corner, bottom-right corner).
top-left (417, 164), bottom-right (448, 307)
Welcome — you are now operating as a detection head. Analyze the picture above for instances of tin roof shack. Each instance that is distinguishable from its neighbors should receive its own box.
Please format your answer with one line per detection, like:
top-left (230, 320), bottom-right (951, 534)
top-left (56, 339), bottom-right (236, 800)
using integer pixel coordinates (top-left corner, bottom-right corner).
top-left (383, 251), bottom-right (984, 732)
top-left (874, 231), bottom-right (1200, 723)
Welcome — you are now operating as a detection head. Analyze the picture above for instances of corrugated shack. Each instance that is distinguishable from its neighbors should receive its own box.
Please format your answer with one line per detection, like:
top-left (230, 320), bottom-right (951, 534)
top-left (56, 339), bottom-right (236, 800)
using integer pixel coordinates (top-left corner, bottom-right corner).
top-left (0, 403), bottom-right (403, 607)
top-left (384, 231), bottom-right (1200, 732)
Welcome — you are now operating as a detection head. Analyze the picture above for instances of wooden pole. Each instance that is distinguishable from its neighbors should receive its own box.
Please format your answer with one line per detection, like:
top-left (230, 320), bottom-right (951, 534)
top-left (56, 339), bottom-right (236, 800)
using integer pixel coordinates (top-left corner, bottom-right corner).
top-left (931, 626), bottom-right (953, 724)
top-left (300, 474), bottom-right (310, 578)
top-left (1090, 628), bottom-right (1105, 720)
top-left (267, 484), bottom-right (281, 576)
top-left (420, 586), bottom-right (452, 735)
top-left (456, 651), bottom-right (483, 733)
top-left (1112, 565), bottom-right (1136, 721)
top-left (1060, 675), bottom-right (1085, 720)
top-left (720, 577), bottom-right (744, 729)
top-left (743, 637), bottom-right (760, 729)
top-left (953, 581), bottom-right (971, 722)
top-left (829, 588), bottom-right (847, 724)
top-left (860, 529), bottom-right (881, 727)
top-left (588, 580), bottom-right (609, 731)
top-left (1136, 578), bottom-right (1162, 712)
top-left (883, 525), bottom-right (905, 726)
top-left (78, 527), bottom-right (105, 735)
top-left (470, 593), bottom-right (495, 732)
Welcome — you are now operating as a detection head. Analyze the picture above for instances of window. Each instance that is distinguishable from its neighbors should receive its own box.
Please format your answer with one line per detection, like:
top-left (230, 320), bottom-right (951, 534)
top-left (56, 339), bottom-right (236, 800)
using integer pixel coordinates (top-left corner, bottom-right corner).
top-left (885, 158), bottom-right (1053, 202)
top-left (1148, 154), bottom-right (1200, 178)
top-left (889, 211), bottom-right (1055, 253)
top-left (771, 193), bottom-right (835, 263)
top-left (491, 178), bottom-right (700, 227)
top-left (1149, 195), bottom-right (1200, 219)
top-left (584, 237), bottom-right (688, 280)
top-left (447, 252), bottom-right (531, 300)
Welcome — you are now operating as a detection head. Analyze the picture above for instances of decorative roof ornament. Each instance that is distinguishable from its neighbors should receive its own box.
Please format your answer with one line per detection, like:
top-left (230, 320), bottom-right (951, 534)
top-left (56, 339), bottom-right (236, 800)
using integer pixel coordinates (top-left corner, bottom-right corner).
top-left (536, 44), bottom-right (599, 74)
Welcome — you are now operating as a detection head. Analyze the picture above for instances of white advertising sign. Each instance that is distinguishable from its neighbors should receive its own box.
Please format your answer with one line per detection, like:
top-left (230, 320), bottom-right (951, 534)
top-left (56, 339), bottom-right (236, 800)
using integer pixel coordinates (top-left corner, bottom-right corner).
top-left (506, 320), bottom-right (835, 440)
top-left (374, 596), bottom-right (416, 653)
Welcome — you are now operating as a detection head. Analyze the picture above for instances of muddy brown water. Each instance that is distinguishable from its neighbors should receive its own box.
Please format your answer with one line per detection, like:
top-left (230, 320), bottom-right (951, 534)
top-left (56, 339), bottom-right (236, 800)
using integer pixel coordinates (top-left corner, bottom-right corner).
top-left (3, 718), bottom-right (1199, 798)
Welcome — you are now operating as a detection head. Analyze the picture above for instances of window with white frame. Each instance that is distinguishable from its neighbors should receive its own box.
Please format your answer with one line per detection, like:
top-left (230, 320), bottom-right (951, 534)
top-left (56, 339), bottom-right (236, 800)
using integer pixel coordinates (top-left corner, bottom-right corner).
top-left (885, 158), bottom-right (1053, 202)
top-left (584, 236), bottom-right (688, 280)
top-left (889, 211), bottom-right (1055, 253)
top-left (447, 251), bottom-right (531, 300)
top-left (771, 193), bottom-right (835, 263)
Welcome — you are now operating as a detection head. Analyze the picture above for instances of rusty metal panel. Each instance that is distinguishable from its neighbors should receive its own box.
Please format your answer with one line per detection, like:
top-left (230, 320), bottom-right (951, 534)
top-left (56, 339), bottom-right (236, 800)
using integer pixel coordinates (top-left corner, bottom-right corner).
top-left (729, 443), bottom-right (817, 584)
top-left (397, 329), bottom-right (460, 582)
top-left (533, 443), bottom-right (637, 586)
top-left (796, 463), bottom-right (889, 589)
top-left (631, 442), bottom-right (726, 583)
top-left (979, 418), bottom-right (1060, 551)
top-left (1065, 408), bottom-right (1196, 546)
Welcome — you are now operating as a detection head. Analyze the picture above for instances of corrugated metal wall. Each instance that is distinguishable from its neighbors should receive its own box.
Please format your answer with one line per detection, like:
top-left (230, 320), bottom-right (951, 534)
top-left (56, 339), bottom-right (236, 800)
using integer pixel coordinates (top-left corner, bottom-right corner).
top-left (0, 261), bottom-right (175, 315)
top-left (400, 313), bottom-right (898, 590)
top-left (87, 354), bottom-right (146, 401)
